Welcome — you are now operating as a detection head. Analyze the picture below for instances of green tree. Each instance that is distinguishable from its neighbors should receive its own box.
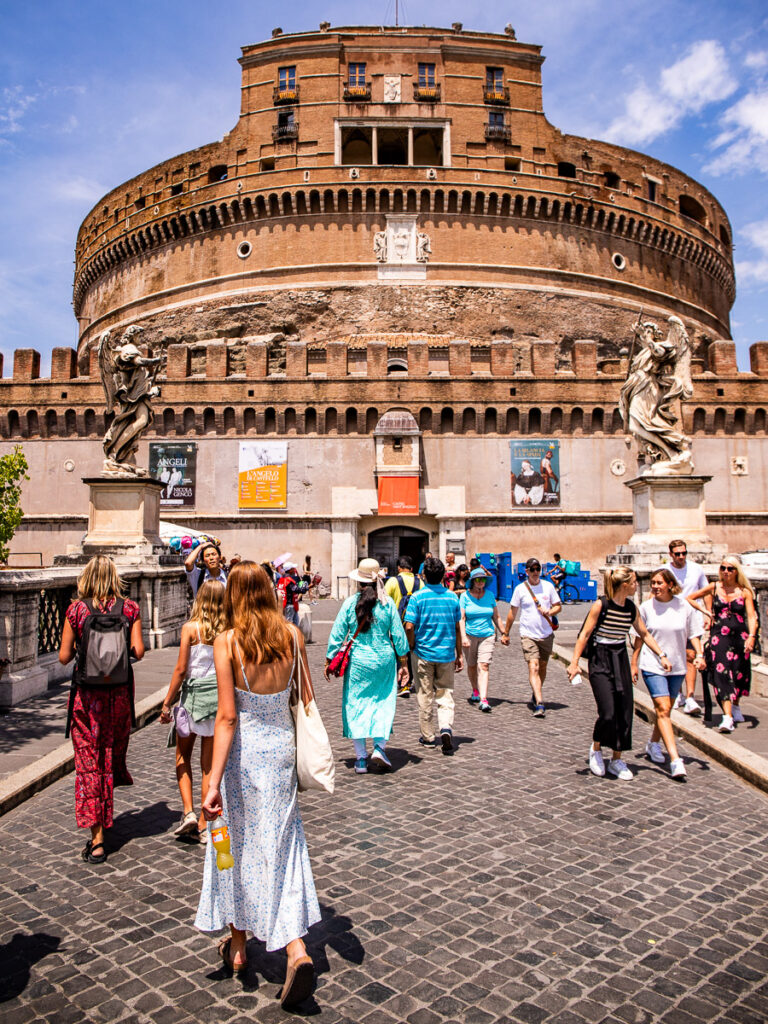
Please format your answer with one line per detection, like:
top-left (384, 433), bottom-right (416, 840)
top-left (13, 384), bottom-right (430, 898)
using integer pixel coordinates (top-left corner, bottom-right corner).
top-left (0, 445), bottom-right (29, 564)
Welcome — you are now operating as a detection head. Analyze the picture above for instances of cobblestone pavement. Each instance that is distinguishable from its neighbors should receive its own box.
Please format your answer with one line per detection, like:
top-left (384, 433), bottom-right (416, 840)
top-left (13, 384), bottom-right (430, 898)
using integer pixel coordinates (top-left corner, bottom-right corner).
top-left (2, 609), bottom-right (768, 1024)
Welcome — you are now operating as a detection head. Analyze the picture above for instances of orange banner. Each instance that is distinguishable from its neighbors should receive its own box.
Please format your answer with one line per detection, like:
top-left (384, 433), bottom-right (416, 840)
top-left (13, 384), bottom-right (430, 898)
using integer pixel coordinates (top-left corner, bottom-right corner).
top-left (377, 476), bottom-right (419, 515)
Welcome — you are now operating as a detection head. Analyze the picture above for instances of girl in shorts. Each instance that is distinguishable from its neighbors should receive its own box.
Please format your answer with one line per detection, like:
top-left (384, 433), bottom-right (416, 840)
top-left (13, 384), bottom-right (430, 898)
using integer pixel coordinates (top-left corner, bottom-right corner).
top-left (460, 568), bottom-right (503, 712)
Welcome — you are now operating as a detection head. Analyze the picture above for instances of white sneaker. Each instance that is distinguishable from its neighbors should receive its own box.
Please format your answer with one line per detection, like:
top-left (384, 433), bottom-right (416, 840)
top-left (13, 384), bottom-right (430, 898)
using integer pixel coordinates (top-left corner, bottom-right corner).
top-left (174, 810), bottom-right (199, 836)
top-left (588, 746), bottom-right (605, 777)
top-left (673, 693), bottom-right (684, 710)
top-left (718, 715), bottom-right (734, 733)
top-left (669, 758), bottom-right (687, 780)
top-left (645, 740), bottom-right (665, 764)
top-left (607, 758), bottom-right (633, 781)
top-left (683, 697), bottom-right (702, 716)
top-left (732, 706), bottom-right (745, 723)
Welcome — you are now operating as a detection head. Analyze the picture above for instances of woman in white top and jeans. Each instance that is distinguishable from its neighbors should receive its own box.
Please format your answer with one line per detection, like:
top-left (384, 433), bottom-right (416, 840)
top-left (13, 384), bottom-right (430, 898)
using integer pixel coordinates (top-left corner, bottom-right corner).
top-left (568, 567), bottom-right (670, 780)
top-left (630, 569), bottom-right (704, 780)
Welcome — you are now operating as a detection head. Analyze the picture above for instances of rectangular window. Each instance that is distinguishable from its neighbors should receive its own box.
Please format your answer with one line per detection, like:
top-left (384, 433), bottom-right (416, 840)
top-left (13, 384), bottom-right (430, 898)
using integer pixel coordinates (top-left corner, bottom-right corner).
top-left (278, 109), bottom-right (295, 128)
top-left (348, 62), bottom-right (366, 86)
top-left (278, 66), bottom-right (296, 90)
top-left (418, 62), bottom-right (435, 86)
top-left (647, 179), bottom-right (657, 202)
top-left (486, 67), bottom-right (503, 90)
top-left (489, 111), bottom-right (505, 128)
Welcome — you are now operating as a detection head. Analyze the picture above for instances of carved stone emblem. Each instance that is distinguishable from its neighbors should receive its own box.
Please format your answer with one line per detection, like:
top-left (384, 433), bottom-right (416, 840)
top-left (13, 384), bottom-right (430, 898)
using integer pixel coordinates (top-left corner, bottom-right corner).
top-left (383, 75), bottom-right (401, 103)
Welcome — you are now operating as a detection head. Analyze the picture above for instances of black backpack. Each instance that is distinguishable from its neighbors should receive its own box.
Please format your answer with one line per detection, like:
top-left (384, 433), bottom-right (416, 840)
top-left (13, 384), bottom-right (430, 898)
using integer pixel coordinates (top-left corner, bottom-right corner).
top-left (74, 599), bottom-right (132, 688)
top-left (396, 574), bottom-right (421, 620)
top-left (578, 595), bottom-right (609, 661)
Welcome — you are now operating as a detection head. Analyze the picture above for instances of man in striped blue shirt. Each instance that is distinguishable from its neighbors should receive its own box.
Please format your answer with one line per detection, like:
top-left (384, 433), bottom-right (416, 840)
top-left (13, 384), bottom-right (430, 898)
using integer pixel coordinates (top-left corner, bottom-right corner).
top-left (404, 557), bottom-right (463, 755)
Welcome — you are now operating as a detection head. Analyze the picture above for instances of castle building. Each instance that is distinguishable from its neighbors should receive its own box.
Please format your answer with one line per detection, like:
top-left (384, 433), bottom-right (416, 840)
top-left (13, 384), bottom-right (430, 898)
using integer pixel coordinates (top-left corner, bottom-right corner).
top-left (2, 23), bottom-right (767, 583)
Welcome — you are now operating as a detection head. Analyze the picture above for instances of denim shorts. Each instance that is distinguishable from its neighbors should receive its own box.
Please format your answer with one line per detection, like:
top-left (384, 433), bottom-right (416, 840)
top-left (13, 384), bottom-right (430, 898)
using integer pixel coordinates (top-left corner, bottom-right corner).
top-left (641, 671), bottom-right (685, 702)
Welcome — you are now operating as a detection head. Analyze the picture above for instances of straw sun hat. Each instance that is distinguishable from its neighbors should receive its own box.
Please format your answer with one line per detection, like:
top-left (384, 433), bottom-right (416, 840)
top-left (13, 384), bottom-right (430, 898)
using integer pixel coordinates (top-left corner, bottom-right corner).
top-left (349, 557), bottom-right (386, 583)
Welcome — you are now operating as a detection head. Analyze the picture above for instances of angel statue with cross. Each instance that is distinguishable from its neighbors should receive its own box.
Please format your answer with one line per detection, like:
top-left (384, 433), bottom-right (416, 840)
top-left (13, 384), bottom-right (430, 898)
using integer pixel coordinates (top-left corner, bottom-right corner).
top-left (97, 325), bottom-right (162, 476)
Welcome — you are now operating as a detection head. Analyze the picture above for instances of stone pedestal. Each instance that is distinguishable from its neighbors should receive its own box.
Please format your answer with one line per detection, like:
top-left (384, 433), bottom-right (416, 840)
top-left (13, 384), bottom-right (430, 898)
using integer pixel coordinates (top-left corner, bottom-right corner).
top-left (608, 473), bottom-right (725, 568)
top-left (80, 476), bottom-right (165, 566)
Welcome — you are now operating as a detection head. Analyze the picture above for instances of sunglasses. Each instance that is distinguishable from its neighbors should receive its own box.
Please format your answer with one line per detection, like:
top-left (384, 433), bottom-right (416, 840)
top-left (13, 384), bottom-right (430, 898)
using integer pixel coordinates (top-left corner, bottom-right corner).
top-left (528, 567), bottom-right (541, 572)
top-left (719, 565), bottom-right (737, 572)
top-left (672, 550), bottom-right (687, 556)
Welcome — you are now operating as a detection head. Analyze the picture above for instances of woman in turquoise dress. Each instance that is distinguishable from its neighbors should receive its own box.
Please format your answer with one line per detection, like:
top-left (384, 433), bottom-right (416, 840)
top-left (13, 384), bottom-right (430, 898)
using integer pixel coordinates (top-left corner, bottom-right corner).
top-left (325, 558), bottom-right (409, 774)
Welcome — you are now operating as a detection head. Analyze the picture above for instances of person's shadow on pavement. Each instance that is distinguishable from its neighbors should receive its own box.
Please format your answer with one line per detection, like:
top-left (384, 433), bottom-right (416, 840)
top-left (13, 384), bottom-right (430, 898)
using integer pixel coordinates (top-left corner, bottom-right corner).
top-left (0, 932), bottom-right (61, 1002)
top-left (109, 800), bottom-right (178, 853)
top-left (205, 903), bottom-right (365, 1015)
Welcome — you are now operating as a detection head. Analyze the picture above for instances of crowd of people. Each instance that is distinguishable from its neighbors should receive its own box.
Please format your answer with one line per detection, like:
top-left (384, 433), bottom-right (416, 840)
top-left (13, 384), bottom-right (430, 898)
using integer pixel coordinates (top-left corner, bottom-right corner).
top-left (55, 535), bottom-right (757, 1007)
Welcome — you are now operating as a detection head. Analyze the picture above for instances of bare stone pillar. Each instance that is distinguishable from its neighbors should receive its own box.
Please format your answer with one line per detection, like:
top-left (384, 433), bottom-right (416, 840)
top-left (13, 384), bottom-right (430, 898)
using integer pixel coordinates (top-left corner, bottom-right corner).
top-left (166, 344), bottom-right (190, 379)
top-left (709, 340), bottom-right (738, 374)
top-left (286, 341), bottom-right (307, 377)
top-left (206, 341), bottom-right (228, 378)
top-left (532, 341), bottom-right (556, 376)
top-left (51, 347), bottom-right (78, 380)
top-left (326, 342), bottom-right (348, 376)
top-left (366, 342), bottom-right (387, 377)
top-left (449, 341), bottom-right (471, 376)
top-left (749, 342), bottom-right (768, 376)
top-left (246, 341), bottom-right (268, 378)
top-left (13, 349), bottom-right (41, 380)
top-left (572, 340), bottom-right (597, 376)
top-left (408, 342), bottom-right (429, 376)
top-left (491, 340), bottom-right (515, 376)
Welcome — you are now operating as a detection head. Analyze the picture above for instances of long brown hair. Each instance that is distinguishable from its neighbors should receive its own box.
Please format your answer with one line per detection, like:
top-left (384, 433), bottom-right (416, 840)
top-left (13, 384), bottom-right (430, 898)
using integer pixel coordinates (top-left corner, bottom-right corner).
top-left (224, 560), bottom-right (292, 664)
top-left (77, 555), bottom-right (125, 604)
top-left (189, 579), bottom-right (226, 644)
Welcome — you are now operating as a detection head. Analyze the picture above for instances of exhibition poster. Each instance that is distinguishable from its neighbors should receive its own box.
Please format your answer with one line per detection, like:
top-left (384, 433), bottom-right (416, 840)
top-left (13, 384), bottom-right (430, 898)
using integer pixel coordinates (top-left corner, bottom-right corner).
top-left (149, 442), bottom-right (197, 507)
top-left (510, 439), bottom-right (560, 507)
top-left (238, 441), bottom-right (288, 509)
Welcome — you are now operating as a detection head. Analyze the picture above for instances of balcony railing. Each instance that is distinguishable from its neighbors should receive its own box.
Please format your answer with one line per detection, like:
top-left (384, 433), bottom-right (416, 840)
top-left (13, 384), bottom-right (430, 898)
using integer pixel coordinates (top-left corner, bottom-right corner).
top-left (413, 83), bottom-right (441, 102)
top-left (485, 124), bottom-right (511, 144)
top-left (272, 121), bottom-right (299, 142)
top-left (273, 85), bottom-right (300, 105)
top-left (483, 85), bottom-right (510, 105)
top-left (343, 82), bottom-right (371, 102)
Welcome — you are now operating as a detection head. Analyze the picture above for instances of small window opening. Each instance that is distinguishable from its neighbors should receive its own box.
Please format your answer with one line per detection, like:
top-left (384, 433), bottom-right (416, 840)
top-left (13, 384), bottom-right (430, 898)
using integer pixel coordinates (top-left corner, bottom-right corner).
top-left (647, 179), bottom-right (657, 202)
top-left (679, 194), bottom-right (706, 224)
top-left (716, 387), bottom-right (725, 397)
top-left (509, 387), bottom-right (516, 396)
top-left (134, 196), bottom-right (146, 210)
top-left (505, 157), bottom-right (521, 171)
top-left (261, 157), bottom-right (275, 171)
top-left (393, 436), bottom-right (403, 451)
top-left (171, 183), bottom-right (183, 196)
top-left (557, 161), bottom-right (576, 178)
top-left (208, 164), bottom-right (228, 183)
top-left (604, 171), bottom-right (620, 188)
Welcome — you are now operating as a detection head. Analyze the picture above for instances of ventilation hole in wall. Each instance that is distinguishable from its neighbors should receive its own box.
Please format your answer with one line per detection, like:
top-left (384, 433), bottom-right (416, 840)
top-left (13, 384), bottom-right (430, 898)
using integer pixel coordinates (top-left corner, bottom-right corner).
top-left (717, 388), bottom-right (725, 397)
top-left (612, 252), bottom-right (627, 271)
top-left (237, 241), bottom-right (252, 259)
top-left (509, 387), bottom-right (516, 396)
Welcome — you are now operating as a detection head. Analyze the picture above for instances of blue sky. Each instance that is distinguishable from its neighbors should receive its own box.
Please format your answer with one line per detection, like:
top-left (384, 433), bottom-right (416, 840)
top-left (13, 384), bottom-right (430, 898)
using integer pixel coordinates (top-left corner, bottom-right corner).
top-left (1, 1), bottom-right (767, 372)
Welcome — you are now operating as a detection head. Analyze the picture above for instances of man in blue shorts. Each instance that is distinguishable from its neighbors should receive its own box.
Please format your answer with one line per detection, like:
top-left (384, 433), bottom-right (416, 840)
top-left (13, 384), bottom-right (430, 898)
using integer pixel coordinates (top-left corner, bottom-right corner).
top-left (404, 556), bottom-right (463, 755)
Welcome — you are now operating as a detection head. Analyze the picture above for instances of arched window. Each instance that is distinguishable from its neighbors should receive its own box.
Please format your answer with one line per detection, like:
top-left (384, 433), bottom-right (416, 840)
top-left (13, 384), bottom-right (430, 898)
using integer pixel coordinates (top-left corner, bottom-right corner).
top-left (549, 407), bottom-right (563, 433)
top-left (419, 407), bottom-right (432, 433)
top-left (484, 408), bottom-right (497, 434)
top-left (45, 410), bottom-right (58, 437)
top-left (84, 409), bottom-right (97, 436)
top-left (183, 407), bottom-right (196, 434)
top-left (506, 408), bottom-right (519, 434)
top-left (570, 407), bottom-right (583, 433)
top-left (325, 407), bottom-right (337, 433)
top-left (733, 408), bottom-right (746, 434)
top-left (345, 407), bottom-right (358, 433)
top-left (611, 408), bottom-right (624, 434)
top-left (462, 408), bottom-right (476, 433)
top-left (440, 407), bottom-right (453, 434)
top-left (754, 408), bottom-right (766, 435)
top-left (65, 409), bottom-right (77, 437)
top-left (558, 161), bottom-right (577, 178)
top-left (26, 410), bottom-right (39, 436)
top-left (203, 407), bottom-right (217, 434)
top-left (264, 407), bottom-right (277, 433)
top-left (223, 407), bottom-right (236, 434)
top-left (304, 407), bottom-right (317, 433)
top-left (285, 408), bottom-right (297, 433)
top-left (591, 407), bottom-right (604, 434)
top-left (679, 194), bottom-right (706, 224)
top-left (527, 408), bottom-right (541, 434)
top-left (365, 407), bottom-right (378, 433)
top-left (713, 407), bottom-right (726, 433)
top-left (163, 408), bottom-right (176, 435)
top-left (7, 410), bottom-right (20, 437)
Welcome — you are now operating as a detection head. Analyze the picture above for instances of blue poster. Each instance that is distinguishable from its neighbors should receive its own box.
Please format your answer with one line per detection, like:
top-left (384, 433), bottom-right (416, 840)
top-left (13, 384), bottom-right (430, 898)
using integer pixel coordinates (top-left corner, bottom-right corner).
top-left (510, 439), bottom-right (560, 507)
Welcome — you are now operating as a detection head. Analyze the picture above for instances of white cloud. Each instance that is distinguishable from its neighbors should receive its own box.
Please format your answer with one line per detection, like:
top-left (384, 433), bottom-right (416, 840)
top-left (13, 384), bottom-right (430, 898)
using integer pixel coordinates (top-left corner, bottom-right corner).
top-left (0, 86), bottom-right (37, 136)
top-left (53, 176), bottom-right (106, 204)
top-left (744, 50), bottom-right (768, 69)
top-left (735, 218), bottom-right (768, 287)
top-left (705, 87), bottom-right (768, 175)
top-left (605, 40), bottom-right (737, 146)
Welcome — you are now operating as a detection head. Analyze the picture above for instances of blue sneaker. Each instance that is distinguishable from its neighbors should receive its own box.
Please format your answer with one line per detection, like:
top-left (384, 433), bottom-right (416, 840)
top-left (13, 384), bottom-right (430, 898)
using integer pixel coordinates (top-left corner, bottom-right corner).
top-left (479, 700), bottom-right (492, 713)
top-left (533, 703), bottom-right (546, 718)
top-left (354, 757), bottom-right (368, 774)
top-left (369, 746), bottom-right (392, 772)
top-left (468, 690), bottom-right (481, 704)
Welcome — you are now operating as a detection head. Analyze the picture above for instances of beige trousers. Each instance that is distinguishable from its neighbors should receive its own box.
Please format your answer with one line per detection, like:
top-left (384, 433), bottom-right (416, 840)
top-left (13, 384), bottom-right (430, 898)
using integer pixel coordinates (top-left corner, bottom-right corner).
top-left (415, 659), bottom-right (456, 741)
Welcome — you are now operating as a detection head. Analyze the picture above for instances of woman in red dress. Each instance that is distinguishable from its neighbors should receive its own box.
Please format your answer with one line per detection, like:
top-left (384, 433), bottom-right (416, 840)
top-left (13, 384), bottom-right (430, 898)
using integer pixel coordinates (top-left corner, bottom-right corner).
top-left (59, 555), bottom-right (144, 863)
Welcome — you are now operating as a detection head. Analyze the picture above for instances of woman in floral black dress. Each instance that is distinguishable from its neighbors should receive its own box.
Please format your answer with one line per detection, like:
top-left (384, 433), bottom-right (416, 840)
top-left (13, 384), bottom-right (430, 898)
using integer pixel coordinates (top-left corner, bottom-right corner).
top-left (687, 555), bottom-right (757, 734)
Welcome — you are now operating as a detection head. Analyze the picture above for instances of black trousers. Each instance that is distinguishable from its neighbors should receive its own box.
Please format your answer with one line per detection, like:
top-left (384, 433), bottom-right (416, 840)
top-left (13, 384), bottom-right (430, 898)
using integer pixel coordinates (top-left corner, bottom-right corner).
top-left (588, 642), bottom-right (634, 752)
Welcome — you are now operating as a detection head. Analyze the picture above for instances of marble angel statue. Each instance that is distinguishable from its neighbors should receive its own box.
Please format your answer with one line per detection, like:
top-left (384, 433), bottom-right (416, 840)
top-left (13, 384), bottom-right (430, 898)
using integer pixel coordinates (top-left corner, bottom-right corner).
top-left (98, 325), bottom-right (162, 476)
top-left (619, 314), bottom-right (694, 475)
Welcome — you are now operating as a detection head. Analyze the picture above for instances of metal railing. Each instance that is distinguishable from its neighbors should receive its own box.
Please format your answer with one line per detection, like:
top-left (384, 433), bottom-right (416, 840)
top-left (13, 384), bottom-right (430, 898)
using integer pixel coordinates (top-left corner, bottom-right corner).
top-left (272, 122), bottom-right (299, 142)
top-left (484, 124), bottom-right (511, 143)
top-left (38, 586), bottom-right (75, 655)
top-left (343, 82), bottom-right (371, 102)
top-left (413, 83), bottom-right (441, 102)
top-left (484, 85), bottom-right (510, 105)
top-left (273, 85), bottom-right (300, 105)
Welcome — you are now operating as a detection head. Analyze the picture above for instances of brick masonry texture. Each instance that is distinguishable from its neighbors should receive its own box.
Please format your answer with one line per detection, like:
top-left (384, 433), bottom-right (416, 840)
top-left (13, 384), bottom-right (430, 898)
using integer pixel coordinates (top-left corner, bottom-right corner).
top-left (2, 610), bottom-right (767, 1023)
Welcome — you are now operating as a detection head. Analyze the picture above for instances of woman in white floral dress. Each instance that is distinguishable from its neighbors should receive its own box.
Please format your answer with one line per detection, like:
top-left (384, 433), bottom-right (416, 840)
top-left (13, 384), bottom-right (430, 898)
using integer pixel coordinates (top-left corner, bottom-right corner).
top-left (195, 561), bottom-right (321, 1009)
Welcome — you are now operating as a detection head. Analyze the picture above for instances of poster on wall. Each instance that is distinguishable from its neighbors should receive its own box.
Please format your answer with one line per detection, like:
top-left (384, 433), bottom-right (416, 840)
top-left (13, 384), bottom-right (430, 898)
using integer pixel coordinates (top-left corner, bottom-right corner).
top-left (149, 443), bottom-right (197, 507)
top-left (510, 439), bottom-right (560, 507)
top-left (239, 441), bottom-right (287, 509)
top-left (377, 476), bottom-right (419, 515)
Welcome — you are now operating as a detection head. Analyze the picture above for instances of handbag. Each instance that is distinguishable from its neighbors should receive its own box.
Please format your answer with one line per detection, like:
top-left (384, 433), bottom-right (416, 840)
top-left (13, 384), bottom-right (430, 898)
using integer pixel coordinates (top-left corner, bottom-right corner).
top-left (290, 628), bottom-right (335, 794)
top-left (524, 581), bottom-right (559, 630)
top-left (327, 623), bottom-right (362, 678)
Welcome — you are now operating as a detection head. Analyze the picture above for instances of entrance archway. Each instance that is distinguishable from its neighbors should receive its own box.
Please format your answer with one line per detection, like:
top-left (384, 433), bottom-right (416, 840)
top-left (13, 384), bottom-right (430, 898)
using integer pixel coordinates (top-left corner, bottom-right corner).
top-left (368, 525), bottom-right (429, 577)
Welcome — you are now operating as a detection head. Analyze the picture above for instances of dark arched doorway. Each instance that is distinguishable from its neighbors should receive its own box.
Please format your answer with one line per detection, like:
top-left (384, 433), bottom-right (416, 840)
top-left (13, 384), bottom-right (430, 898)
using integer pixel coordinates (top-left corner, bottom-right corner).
top-left (368, 525), bottom-right (429, 578)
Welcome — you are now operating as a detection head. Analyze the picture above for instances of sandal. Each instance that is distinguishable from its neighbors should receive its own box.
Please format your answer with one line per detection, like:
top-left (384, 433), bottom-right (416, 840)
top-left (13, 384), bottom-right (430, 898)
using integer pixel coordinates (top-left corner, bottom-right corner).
top-left (81, 840), bottom-right (107, 864)
top-left (218, 937), bottom-right (247, 974)
top-left (279, 955), bottom-right (314, 1009)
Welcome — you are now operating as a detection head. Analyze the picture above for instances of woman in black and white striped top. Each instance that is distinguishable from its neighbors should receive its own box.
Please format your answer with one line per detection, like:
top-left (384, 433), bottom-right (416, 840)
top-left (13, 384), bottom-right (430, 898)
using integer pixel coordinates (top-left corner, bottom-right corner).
top-left (568, 567), bottom-right (670, 780)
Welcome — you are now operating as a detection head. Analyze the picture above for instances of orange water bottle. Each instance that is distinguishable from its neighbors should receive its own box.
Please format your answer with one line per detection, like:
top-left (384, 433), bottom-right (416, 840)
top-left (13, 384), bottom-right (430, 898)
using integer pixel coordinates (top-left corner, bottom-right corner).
top-left (210, 815), bottom-right (234, 871)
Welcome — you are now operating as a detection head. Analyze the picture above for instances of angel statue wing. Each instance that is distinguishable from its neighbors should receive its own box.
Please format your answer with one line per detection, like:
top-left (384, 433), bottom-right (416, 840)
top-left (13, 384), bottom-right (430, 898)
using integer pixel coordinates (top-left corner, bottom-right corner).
top-left (664, 315), bottom-right (693, 403)
top-left (97, 330), bottom-right (118, 413)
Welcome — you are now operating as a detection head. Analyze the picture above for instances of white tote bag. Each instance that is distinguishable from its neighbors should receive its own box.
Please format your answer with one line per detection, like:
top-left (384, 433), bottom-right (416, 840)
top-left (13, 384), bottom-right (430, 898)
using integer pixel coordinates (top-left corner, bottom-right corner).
top-left (290, 628), bottom-right (335, 794)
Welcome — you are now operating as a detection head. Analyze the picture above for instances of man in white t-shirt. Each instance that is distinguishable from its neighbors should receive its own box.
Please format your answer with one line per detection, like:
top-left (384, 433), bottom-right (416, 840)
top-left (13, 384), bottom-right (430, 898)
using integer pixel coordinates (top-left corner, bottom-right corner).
top-left (501, 557), bottom-right (561, 718)
top-left (666, 538), bottom-right (708, 715)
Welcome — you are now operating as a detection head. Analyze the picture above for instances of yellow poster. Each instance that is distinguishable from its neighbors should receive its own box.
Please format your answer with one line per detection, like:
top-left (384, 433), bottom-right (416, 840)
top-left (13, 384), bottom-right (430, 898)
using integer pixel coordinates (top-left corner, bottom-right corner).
top-left (238, 442), bottom-right (287, 509)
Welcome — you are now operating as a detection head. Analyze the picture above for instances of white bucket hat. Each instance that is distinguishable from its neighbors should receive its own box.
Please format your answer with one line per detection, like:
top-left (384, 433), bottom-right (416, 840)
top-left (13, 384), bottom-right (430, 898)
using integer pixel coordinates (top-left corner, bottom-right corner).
top-left (349, 557), bottom-right (387, 601)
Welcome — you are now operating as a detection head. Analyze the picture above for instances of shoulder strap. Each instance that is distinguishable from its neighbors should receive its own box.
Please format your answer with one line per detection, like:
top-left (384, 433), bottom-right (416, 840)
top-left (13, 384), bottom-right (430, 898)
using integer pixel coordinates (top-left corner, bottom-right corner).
top-left (233, 634), bottom-right (252, 692)
top-left (523, 581), bottom-right (540, 607)
top-left (413, 576), bottom-right (421, 592)
top-left (397, 575), bottom-right (407, 597)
